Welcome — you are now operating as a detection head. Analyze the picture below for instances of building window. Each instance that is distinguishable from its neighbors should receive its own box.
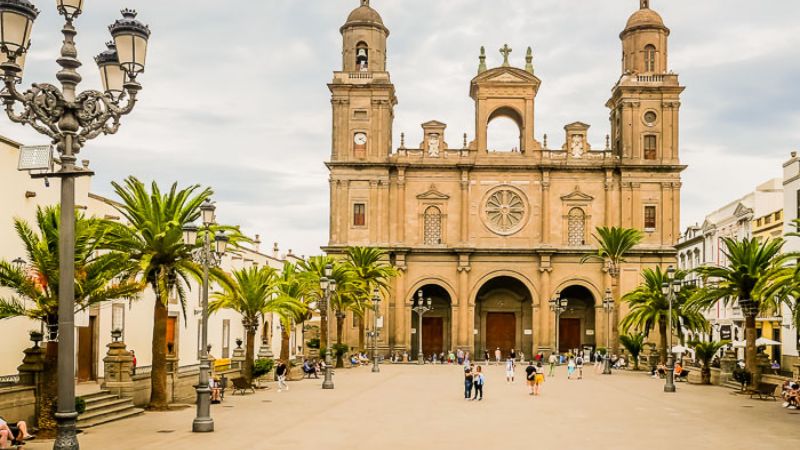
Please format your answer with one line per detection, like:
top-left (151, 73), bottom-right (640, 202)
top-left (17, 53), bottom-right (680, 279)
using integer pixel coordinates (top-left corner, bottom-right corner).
top-left (644, 205), bottom-right (657, 230)
top-left (644, 45), bottom-right (656, 72)
top-left (353, 203), bottom-right (366, 227)
top-left (643, 135), bottom-right (657, 160)
top-left (423, 206), bottom-right (442, 245)
top-left (567, 208), bottom-right (586, 246)
top-left (222, 319), bottom-right (230, 359)
top-left (776, 211), bottom-right (782, 221)
top-left (764, 215), bottom-right (772, 225)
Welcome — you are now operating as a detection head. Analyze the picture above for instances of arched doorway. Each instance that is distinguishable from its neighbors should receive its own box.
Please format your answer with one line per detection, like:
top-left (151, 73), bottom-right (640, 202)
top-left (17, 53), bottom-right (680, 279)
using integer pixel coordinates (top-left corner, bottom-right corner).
top-left (558, 285), bottom-right (596, 354)
top-left (474, 276), bottom-right (533, 359)
top-left (410, 284), bottom-right (452, 360)
top-left (487, 107), bottom-right (524, 152)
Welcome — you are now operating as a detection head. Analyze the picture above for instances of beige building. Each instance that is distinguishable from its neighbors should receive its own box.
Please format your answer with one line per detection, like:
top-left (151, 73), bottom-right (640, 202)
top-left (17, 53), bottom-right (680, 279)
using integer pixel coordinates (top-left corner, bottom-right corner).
top-left (0, 135), bottom-right (306, 381)
top-left (325, 1), bottom-right (684, 358)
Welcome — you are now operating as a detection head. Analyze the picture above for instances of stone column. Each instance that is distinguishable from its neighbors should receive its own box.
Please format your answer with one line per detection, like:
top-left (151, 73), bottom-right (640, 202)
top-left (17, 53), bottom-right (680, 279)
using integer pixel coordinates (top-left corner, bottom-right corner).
top-left (232, 340), bottom-right (246, 368)
top-left (460, 171), bottom-right (469, 243)
top-left (457, 256), bottom-right (471, 351)
top-left (541, 172), bottom-right (551, 244)
top-left (537, 266), bottom-right (552, 353)
top-left (17, 343), bottom-right (45, 386)
top-left (719, 349), bottom-right (737, 384)
top-left (102, 341), bottom-right (134, 399)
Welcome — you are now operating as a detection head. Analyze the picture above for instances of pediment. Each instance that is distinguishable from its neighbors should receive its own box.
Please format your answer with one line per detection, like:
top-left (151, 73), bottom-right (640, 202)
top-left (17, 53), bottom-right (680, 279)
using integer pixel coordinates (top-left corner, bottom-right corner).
top-left (422, 120), bottom-right (447, 128)
top-left (417, 184), bottom-right (450, 200)
top-left (472, 67), bottom-right (540, 85)
top-left (565, 121), bottom-right (591, 131)
top-left (733, 202), bottom-right (753, 218)
top-left (701, 219), bottom-right (716, 232)
top-left (561, 186), bottom-right (594, 202)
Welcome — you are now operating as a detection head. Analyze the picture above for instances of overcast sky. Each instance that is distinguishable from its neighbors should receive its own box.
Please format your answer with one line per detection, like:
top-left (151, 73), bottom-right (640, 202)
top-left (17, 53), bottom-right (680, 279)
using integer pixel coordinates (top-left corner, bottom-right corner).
top-left (1, 0), bottom-right (798, 257)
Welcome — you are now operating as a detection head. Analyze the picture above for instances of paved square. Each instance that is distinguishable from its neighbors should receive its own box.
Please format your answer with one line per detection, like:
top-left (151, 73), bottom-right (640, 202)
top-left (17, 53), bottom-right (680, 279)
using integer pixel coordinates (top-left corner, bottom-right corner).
top-left (25, 364), bottom-right (800, 450)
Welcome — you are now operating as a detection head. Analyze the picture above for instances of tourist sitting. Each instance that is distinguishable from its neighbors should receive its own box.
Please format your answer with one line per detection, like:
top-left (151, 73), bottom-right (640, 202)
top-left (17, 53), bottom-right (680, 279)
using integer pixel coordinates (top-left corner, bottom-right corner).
top-left (674, 361), bottom-right (683, 376)
top-left (302, 360), bottom-right (318, 378)
top-left (209, 377), bottom-right (222, 403)
top-left (653, 363), bottom-right (667, 378)
top-left (0, 416), bottom-right (34, 446)
top-left (359, 352), bottom-right (370, 365)
top-left (771, 360), bottom-right (781, 375)
top-left (781, 380), bottom-right (800, 410)
top-left (350, 354), bottom-right (359, 366)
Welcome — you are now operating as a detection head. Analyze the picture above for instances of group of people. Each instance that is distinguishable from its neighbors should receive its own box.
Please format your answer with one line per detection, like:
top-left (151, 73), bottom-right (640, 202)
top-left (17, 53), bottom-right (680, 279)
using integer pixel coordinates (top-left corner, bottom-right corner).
top-left (0, 416), bottom-right (34, 448)
top-left (781, 380), bottom-right (799, 410)
top-left (463, 364), bottom-right (485, 401)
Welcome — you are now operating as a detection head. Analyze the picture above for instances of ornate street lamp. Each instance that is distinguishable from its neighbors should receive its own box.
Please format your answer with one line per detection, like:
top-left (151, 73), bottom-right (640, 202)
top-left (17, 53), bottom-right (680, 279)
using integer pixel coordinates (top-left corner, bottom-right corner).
top-left (11, 256), bottom-right (25, 270)
top-left (412, 289), bottom-right (433, 365)
top-left (661, 265), bottom-right (681, 393)
top-left (371, 287), bottom-right (381, 373)
top-left (320, 263), bottom-right (336, 389)
top-left (549, 290), bottom-right (568, 356)
top-left (602, 288), bottom-right (614, 375)
top-left (0, 3), bottom-right (150, 448)
top-left (182, 200), bottom-right (228, 433)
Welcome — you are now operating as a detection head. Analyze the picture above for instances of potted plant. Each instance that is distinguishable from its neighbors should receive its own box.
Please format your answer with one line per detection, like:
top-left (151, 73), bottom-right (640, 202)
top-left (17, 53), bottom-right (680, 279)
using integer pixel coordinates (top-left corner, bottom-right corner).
top-left (691, 340), bottom-right (729, 385)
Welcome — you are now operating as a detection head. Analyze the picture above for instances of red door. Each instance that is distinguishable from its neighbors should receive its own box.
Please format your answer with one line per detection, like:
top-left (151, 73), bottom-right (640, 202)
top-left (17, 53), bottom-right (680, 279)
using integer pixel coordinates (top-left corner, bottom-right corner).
top-left (77, 316), bottom-right (96, 381)
top-left (422, 317), bottom-right (444, 356)
top-left (559, 318), bottom-right (581, 353)
top-left (486, 313), bottom-right (516, 358)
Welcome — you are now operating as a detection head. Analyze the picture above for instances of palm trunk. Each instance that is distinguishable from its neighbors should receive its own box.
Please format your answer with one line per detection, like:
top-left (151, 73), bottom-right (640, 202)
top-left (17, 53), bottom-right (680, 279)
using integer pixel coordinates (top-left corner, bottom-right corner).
top-left (280, 326), bottom-right (290, 362)
top-left (37, 340), bottom-right (59, 438)
top-left (658, 319), bottom-right (667, 364)
top-left (632, 351), bottom-right (640, 371)
top-left (320, 312), bottom-right (328, 355)
top-left (745, 313), bottom-right (757, 387)
top-left (701, 364), bottom-right (711, 385)
top-left (336, 313), bottom-right (345, 368)
top-left (244, 324), bottom-right (256, 384)
top-left (149, 285), bottom-right (169, 410)
top-left (358, 316), bottom-right (365, 351)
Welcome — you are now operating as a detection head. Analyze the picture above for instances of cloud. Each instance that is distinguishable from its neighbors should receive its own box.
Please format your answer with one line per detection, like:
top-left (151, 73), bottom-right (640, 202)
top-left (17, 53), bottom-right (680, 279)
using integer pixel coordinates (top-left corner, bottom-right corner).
top-left (0, 0), bottom-right (797, 256)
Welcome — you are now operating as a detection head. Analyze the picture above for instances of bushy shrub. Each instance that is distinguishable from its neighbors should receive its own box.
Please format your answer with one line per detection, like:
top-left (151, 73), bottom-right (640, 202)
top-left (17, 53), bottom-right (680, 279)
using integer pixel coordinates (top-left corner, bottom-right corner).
top-left (253, 358), bottom-right (275, 378)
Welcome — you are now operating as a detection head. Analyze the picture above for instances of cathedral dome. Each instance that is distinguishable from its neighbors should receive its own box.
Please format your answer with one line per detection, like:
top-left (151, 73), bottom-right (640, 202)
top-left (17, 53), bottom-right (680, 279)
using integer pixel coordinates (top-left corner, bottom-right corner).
top-left (342, 1), bottom-right (387, 34)
top-left (624, 8), bottom-right (667, 32)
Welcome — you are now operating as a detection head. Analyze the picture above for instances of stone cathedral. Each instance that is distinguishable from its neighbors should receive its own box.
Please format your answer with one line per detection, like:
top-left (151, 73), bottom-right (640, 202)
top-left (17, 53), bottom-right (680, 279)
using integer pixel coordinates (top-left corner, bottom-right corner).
top-left (325, 0), bottom-right (684, 359)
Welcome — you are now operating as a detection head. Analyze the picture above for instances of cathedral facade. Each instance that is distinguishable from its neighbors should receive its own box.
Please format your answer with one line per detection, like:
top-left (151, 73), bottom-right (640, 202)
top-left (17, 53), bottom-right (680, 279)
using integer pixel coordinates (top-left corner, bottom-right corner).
top-left (325, 0), bottom-right (684, 359)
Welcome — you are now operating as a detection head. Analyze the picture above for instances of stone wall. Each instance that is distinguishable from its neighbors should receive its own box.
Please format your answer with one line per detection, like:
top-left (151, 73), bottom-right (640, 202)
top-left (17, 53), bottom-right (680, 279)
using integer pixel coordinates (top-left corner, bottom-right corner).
top-left (0, 386), bottom-right (35, 424)
top-left (128, 368), bottom-right (242, 408)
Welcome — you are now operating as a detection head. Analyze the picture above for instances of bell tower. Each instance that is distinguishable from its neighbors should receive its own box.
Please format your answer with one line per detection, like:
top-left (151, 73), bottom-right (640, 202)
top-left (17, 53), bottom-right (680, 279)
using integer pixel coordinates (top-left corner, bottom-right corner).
top-left (329, 0), bottom-right (396, 162)
top-left (607, 0), bottom-right (684, 163)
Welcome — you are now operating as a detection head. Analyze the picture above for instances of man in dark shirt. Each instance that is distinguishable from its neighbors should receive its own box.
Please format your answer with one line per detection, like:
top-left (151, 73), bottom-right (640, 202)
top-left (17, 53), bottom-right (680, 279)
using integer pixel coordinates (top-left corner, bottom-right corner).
top-left (525, 361), bottom-right (537, 395)
top-left (276, 361), bottom-right (289, 392)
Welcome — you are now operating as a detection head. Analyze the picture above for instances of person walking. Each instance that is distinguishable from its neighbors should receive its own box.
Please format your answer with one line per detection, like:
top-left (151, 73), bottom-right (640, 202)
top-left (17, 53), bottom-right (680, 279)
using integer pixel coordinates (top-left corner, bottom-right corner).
top-left (533, 362), bottom-right (545, 396)
top-left (548, 352), bottom-right (557, 377)
top-left (576, 354), bottom-right (585, 379)
top-left (484, 349), bottom-right (490, 363)
top-left (457, 348), bottom-right (464, 365)
top-left (505, 357), bottom-right (515, 383)
top-left (566, 356), bottom-right (576, 380)
top-left (494, 347), bottom-right (502, 365)
top-left (464, 365), bottom-right (474, 400)
top-left (473, 366), bottom-right (485, 401)
top-left (276, 360), bottom-right (289, 392)
top-left (510, 348), bottom-right (516, 360)
top-left (525, 361), bottom-right (537, 395)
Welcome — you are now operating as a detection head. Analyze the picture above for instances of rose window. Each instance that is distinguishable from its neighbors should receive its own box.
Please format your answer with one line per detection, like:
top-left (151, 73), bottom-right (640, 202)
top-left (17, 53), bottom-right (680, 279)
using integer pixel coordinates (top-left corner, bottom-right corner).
top-left (484, 189), bottom-right (527, 234)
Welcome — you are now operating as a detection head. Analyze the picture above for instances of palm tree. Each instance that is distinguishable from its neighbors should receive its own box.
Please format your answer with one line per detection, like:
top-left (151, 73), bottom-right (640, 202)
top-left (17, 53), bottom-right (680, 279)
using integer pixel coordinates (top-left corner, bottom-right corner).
top-left (272, 262), bottom-right (311, 362)
top-left (344, 247), bottom-right (398, 350)
top-left (689, 237), bottom-right (784, 385)
top-left (756, 220), bottom-right (800, 331)
top-left (106, 177), bottom-right (212, 410)
top-left (619, 333), bottom-right (645, 371)
top-left (582, 226), bottom-right (644, 353)
top-left (0, 206), bottom-right (140, 435)
top-left (691, 340), bottom-right (730, 385)
top-left (298, 256), bottom-right (335, 352)
top-left (209, 266), bottom-right (279, 384)
top-left (620, 267), bottom-right (708, 364)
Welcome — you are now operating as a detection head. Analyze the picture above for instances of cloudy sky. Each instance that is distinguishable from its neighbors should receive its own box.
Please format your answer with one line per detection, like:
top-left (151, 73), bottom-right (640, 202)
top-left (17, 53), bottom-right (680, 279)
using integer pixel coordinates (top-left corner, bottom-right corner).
top-left (1, 0), bottom-right (798, 257)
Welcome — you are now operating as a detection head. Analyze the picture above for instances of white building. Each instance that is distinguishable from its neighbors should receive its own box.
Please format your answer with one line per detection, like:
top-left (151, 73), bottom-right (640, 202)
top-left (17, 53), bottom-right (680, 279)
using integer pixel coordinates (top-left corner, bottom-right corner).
top-left (0, 136), bottom-right (308, 383)
top-left (676, 178), bottom-right (783, 356)
top-left (781, 152), bottom-right (800, 370)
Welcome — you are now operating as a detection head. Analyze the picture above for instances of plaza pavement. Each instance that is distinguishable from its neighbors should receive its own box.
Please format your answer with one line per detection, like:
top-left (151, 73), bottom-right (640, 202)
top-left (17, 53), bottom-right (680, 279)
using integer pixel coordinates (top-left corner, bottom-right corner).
top-left (24, 363), bottom-right (800, 450)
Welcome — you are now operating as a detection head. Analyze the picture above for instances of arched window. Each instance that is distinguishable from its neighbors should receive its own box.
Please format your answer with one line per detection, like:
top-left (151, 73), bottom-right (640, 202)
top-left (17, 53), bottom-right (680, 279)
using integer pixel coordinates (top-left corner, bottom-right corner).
top-left (356, 42), bottom-right (369, 71)
top-left (487, 107), bottom-right (524, 152)
top-left (644, 45), bottom-right (656, 72)
top-left (567, 208), bottom-right (586, 246)
top-left (423, 206), bottom-right (442, 245)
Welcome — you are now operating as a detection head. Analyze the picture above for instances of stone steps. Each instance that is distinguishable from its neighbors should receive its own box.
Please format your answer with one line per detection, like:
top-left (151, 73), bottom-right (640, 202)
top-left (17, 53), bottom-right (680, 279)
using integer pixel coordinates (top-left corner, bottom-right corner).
top-left (77, 390), bottom-right (143, 429)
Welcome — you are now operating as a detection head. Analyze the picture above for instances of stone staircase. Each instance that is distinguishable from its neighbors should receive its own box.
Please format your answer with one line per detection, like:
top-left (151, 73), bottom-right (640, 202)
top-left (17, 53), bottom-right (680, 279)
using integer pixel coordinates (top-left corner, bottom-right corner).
top-left (77, 390), bottom-right (143, 429)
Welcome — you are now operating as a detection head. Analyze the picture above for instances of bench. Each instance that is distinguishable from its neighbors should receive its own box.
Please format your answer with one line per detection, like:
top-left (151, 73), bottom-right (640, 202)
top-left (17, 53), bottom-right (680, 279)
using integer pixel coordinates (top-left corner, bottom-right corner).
top-left (749, 382), bottom-right (778, 401)
top-left (231, 377), bottom-right (256, 395)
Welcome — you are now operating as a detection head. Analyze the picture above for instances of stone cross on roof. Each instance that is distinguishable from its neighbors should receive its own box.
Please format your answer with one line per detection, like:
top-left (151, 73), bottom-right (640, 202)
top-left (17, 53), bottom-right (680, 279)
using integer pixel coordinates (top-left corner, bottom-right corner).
top-left (362, 0), bottom-right (370, 6)
top-left (640, 0), bottom-right (650, 9)
top-left (500, 44), bottom-right (512, 67)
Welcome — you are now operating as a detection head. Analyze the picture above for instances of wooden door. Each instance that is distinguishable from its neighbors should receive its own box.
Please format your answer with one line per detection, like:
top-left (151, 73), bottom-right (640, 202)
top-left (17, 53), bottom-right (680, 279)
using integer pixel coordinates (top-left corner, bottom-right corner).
top-left (559, 318), bottom-right (581, 353)
top-left (486, 312), bottom-right (516, 358)
top-left (166, 316), bottom-right (177, 356)
top-left (422, 317), bottom-right (444, 356)
top-left (77, 316), bottom-right (96, 382)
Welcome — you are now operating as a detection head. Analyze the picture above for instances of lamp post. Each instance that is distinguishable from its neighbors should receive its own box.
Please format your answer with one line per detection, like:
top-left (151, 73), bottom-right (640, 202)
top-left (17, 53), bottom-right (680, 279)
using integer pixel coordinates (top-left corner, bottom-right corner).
top-left (183, 199), bottom-right (229, 433)
top-left (661, 265), bottom-right (681, 394)
top-left (602, 288), bottom-right (614, 375)
top-left (549, 291), bottom-right (568, 356)
top-left (371, 287), bottom-right (381, 373)
top-left (0, 3), bottom-right (150, 448)
top-left (412, 289), bottom-right (433, 365)
top-left (319, 263), bottom-right (336, 389)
